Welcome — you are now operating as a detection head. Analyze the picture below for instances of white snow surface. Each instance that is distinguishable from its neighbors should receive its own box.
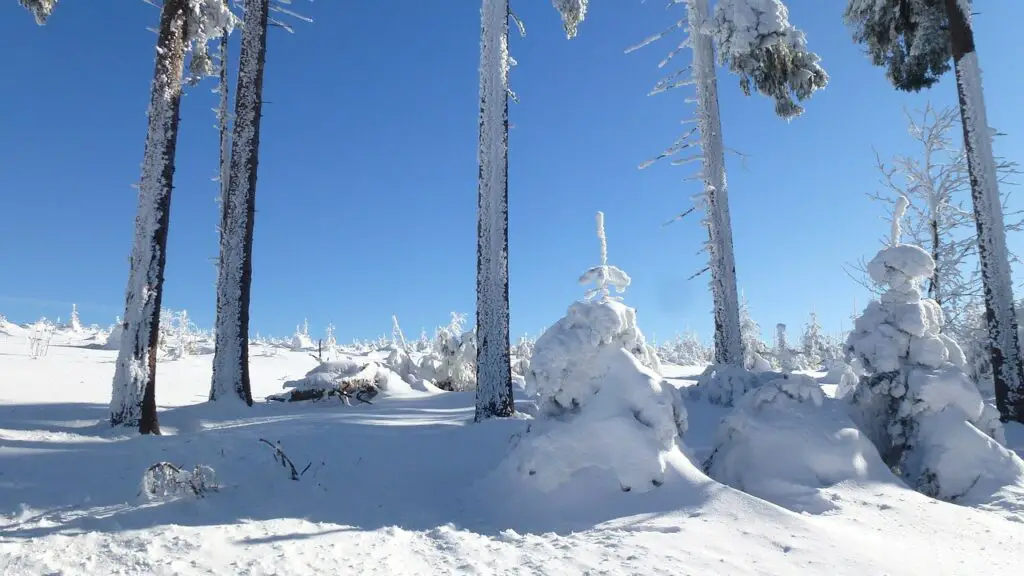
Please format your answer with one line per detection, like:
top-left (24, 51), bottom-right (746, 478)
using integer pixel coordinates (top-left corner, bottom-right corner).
top-left (4, 330), bottom-right (1024, 574)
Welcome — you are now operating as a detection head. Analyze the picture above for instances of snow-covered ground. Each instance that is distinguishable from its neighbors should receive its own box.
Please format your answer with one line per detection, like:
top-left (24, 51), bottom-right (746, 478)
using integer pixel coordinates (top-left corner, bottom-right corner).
top-left (2, 328), bottom-right (1024, 575)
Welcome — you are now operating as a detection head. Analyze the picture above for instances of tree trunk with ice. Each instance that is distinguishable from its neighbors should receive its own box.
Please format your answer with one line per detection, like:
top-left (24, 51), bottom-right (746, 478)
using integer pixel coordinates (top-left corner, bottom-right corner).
top-left (474, 0), bottom-right (514, 422)
top-left (210, 0), bottom-right (269, 406)
top-left (110, 0), bottom-right (190, 434)
top-left (217, 29), bottom-right (231, 217)
top-left (944, 0), bottom-right (1024, 421)
top-left (688, 0), bottom-right (744, 367)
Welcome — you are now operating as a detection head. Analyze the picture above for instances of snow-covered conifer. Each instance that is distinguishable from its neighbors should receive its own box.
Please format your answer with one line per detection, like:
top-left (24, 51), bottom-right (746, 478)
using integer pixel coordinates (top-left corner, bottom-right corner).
top-left (67, 304), bottom-right (82, 332)
top-left (801, 311), bottom-right (825, 368)
top-left (845, 0), bottom-right (1024, 422)
top-left (845, 204), bottom-right (1019, 498)
top-left (512, 213), bottom-right (685, 492)
top-left (630, 0), bottom-right (826, 368)
top-left (112, 0), bottom-right (233, 433)
top-left (19, 0), bottom-right (55, 24)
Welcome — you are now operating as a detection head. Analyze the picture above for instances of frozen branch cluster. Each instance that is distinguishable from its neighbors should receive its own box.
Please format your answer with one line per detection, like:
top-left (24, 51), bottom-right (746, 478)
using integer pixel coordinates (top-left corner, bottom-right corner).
top-left (712, 0), bottom-right (829, 118)
top-left (551, 0), bottom-right (588, 39)
top-left (19, 0), bottom-right (56, 24)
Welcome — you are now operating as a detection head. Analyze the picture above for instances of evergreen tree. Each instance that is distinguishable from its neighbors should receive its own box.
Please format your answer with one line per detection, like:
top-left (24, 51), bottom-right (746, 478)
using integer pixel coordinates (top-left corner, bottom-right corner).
top-left (19, 0), bottom-right (55, 24)
top-left (845, 0), bottom-right (1024, 422)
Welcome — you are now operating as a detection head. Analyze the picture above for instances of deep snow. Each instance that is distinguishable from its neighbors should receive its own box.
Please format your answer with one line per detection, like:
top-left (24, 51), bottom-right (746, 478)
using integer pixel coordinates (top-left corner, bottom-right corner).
top-left (2, 328), bottom-right (1024, 575)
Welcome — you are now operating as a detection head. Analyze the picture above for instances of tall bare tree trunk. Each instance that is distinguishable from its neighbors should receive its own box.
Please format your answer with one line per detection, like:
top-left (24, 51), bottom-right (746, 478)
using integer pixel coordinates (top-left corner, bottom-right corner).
top-left (210, 0), bottom-right (269, 406)
top-left (944, 0), bottom-right (1024, 421)
top-left (474, 0), bottom-right (515, 421)
top-left (687, 0), bottom-right (744, 367)
top-left (110, 0), bottom-right (190, 435)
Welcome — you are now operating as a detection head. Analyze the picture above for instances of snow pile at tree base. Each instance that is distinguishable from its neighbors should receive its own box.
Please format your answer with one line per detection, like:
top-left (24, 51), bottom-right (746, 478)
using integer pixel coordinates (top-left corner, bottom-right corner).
top-left (705, 374), bottom-right (895, 513)
top-left (510, 299), bottom-right (685, 493)
top-left (690, 364), bottom-right (790, 406)
top-left (267, 359), bottom-right (414, 403)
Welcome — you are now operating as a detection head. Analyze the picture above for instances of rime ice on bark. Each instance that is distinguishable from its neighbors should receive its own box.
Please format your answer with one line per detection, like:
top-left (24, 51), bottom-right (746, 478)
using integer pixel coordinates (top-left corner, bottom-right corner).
top-left (111, 0), bottom-right (192, 433)
top-left (688, 0), bottom-right (744, 367)
top-left (210, 0), bottom-right (268, 407)
top-left (474, 0), bottom-right (515, 422)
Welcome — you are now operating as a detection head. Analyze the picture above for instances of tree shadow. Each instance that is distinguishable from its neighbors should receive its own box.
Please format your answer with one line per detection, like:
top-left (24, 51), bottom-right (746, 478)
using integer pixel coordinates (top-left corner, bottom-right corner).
top-left (0, 395), bottom-right (720, 541)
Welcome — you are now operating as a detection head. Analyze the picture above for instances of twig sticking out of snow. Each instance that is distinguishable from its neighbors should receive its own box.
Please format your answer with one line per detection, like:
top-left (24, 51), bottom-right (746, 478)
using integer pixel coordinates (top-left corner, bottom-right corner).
top-left (891, 194), bottom-right (910, 247)
top-left (259, 438), bottom-right (311, 481)
top-left (579, 211), bottom-right (632, 301)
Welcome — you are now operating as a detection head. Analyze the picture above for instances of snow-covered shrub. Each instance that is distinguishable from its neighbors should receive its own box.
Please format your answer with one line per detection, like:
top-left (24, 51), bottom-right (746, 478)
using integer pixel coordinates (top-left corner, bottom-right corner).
top-left (141, 462), bottom-right (217, 500)
top-left (510, 212), bottom-right (685, 493)
top-left (291, 319), bottom-right (314, 351)
top-left (845, 202), bottom-right (1019, 500)
top-left (690, 363), bottom-right (786, 407)
top-left (65, 304), bottom-right (83, 332)
top-left (657, 330), bottom-right (712, 367)
top-left (424, 313), bottom-right (476, 392)
top-left (739, 296), bottom-right (771, 371)
top-left (821, 362), bottom-right (859, 399)
top-left (511, 336), bottom-right (534, 378)
top-left (705, 374), bottom-right (892, 513)
top-left (269, 359), bottom-right (409, 404)
top-left (103, 317), bottom-right (125, 350)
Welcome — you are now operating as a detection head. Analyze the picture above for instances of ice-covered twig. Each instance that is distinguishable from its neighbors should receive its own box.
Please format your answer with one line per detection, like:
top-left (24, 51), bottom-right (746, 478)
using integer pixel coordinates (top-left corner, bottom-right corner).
top-left (258, 438), bottom-right (310, 481)
top-left (891, 195), bottom-right (910, 247)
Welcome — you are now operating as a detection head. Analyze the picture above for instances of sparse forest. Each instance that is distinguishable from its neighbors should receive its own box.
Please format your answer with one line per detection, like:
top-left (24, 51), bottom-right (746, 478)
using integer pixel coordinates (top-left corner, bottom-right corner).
top-left (5, 0), bottom-right (1024, 573)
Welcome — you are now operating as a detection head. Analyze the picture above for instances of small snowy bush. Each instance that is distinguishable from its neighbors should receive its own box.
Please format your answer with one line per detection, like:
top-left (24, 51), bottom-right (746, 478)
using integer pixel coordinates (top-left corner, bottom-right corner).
top-left (690, 363), bottom-right (784, 407)
top-left (657, 330), bottom-right (712, 367)
top-left (141, 462), bottom-right (217, 500)
top-left (269, 359), bottom-right (409, 404)
top-left (509, 212), bottom-right (685, 493)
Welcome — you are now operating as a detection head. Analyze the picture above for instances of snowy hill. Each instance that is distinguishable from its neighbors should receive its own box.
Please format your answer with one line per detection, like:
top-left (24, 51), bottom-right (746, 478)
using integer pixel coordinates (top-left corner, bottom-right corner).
top-left (2, 329), bottom-right (1024, 575)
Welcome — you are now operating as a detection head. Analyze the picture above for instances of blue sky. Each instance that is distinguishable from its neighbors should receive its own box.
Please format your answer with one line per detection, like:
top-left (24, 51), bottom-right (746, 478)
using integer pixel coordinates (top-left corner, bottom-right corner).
top-left (1, 1), bottom-right (1023, 345)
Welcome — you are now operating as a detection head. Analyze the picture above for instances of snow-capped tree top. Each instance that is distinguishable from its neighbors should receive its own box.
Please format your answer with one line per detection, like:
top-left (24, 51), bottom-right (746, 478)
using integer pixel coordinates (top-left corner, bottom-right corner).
top-left (890, 194), bottom-right (909, 246)
top-left (185, 0), bottom-right (240, 81)
top-left (552, 0), bottom-right (588, 38)
top-left (580, 212), bottom-right (631, 301)
top-left (844, 0), bottom-right (952, 91)
top-left (712, 0), bottom-right (828, 118)
top-left (19, 0), bottom-right (56, 25)
top-left (867, 244), bottom-right (935, 291)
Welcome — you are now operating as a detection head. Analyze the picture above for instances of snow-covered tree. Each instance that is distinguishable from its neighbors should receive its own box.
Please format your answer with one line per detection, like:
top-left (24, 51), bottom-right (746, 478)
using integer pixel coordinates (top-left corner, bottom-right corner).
top-left (630, 0), bottom-right (827, 368)
top-left (845, 0), bottom-right (1024, 422)
top-left (739, 295), bottom-right (770, 371)
top-left (111, 0), bottom-right (235, 433)
top-left (67, 304), bottom-right (82, 332)
top-left (845, 202), bottom-right (1015, 498)
top-left (19, 0), bottom-right (55, 24)
top-left (473, 0), bottom-right (587, 422)
top-left (850, 104), bottom-right (1021, 338)
top-left (801, 311), bottom-right (825, 368)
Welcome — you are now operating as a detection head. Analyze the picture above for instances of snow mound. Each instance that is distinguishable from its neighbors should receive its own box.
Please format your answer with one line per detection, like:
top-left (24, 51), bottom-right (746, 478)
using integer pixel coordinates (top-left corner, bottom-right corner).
top-left (866, 244), bottom-right (934, 289)
top-left (527, 299), bottom-right (661, 413)
top-left (689, 364), bottom-right (788, 406)
top-left (705, 374), bottom-right (895, 513)
top-left (512, 298), bottom-right (685, 493)
top-left (821, 362), bottom-right (859, 399)
top-left (271, 359), bottom-right (414, 402)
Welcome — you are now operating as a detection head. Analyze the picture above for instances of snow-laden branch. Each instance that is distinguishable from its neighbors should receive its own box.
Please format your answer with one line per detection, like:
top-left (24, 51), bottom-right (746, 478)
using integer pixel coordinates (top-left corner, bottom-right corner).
top-left (19, 0), bottom-right (56, 24)
top-left (551, 0), bottom-right (587, 38)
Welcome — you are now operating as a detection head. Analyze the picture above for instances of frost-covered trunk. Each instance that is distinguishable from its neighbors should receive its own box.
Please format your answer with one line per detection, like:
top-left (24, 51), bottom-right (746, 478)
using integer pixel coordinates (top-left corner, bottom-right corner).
top-left (474, 0), bottom-right (515, 422)
top-left (217, 29), bottom-right (231, 215)
top-left (210, 0), bottom-right (269, 406)
top-left (929, 214), bottom-right (940, 305)
top-left (688, 0), bottom-right (743, 366)
top-left (945, 0), bottom-right (1024, 421)
top-left (110, 0), bottom-right (190, 434)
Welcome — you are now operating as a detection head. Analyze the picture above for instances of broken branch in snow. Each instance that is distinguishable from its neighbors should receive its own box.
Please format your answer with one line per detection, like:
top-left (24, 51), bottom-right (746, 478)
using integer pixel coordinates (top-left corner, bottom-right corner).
top-left (258, 438), bottom-right (311, 481)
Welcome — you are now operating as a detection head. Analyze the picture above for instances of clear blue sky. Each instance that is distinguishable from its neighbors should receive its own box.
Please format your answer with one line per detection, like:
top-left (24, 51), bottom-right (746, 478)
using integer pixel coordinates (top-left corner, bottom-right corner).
top-left (1, 1), bottom-right (1022, 345)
